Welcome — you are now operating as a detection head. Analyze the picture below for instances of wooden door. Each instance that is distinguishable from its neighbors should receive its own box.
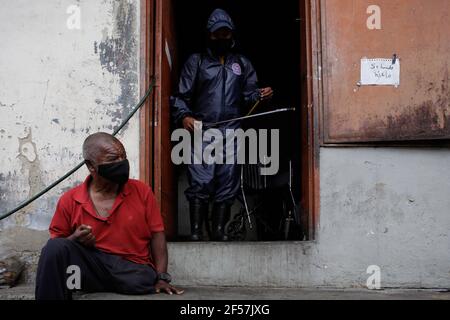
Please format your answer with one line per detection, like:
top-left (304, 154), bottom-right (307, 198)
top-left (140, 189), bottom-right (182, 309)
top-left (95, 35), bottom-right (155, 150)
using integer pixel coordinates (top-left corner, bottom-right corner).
top-left (320, 0), bottom-right (450, 143)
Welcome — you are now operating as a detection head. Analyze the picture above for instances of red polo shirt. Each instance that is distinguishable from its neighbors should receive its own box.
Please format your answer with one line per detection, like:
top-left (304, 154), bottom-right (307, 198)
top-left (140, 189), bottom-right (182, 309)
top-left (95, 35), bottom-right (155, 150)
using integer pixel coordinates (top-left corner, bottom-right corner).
top-left (49, 176), bottom-right (165, 267)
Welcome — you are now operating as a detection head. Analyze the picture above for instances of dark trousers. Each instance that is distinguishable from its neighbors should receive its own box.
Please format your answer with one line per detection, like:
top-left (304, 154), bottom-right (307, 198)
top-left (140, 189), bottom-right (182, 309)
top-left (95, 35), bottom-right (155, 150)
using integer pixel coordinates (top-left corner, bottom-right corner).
top-left (186, 124), bottom-right (241, 204)
top-left (35, 238), bottom-right (157, 300)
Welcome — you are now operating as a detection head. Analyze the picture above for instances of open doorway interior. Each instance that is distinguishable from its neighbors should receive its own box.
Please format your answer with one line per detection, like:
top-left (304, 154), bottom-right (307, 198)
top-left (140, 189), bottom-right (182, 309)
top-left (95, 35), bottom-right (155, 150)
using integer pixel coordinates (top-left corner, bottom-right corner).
top-left (172, 0), bottom-right (304, 241)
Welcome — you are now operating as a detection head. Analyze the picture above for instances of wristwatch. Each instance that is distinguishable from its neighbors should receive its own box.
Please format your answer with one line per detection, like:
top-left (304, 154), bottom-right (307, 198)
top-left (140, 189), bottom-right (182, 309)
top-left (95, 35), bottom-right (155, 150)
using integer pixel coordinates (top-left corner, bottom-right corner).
top-left (156, 272), bottom-right (172, 283)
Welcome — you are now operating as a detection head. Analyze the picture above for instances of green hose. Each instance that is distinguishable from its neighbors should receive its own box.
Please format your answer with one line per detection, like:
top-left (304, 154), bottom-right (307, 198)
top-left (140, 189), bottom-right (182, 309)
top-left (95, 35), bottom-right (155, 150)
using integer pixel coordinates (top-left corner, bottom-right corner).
top-left (0, 77), bottom-right (156, 221)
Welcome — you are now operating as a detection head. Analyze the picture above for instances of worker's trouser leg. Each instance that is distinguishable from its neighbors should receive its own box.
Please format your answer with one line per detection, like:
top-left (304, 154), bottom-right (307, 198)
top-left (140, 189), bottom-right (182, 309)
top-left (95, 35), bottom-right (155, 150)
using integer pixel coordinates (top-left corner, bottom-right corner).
top-left (185, 125), bottom-right (240, 205)
top-left (35, 238), bottom-right (157, 300)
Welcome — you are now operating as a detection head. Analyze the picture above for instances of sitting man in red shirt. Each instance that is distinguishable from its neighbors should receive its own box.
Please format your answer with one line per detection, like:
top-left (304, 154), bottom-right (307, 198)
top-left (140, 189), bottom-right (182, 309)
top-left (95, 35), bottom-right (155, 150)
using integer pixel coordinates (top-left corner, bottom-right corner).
top-left (35, 132), bottom-right (183, 300)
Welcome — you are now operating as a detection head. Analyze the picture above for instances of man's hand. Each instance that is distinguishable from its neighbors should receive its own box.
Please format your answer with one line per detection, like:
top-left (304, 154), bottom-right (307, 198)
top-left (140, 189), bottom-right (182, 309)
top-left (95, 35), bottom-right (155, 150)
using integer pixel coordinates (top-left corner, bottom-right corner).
top-left (68, 224), bottom-right (95, 247)
top-left (259, 87), bottom-right (274, 101)
top-left (155, 280), bottom-right (184, 295)
top-left (182, 116), bottom-right (197, 132)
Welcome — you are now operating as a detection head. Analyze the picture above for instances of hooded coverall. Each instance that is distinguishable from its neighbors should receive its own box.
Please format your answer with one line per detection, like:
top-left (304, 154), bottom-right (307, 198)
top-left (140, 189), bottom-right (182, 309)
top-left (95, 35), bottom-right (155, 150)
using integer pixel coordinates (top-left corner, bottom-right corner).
top-left (171, 9), bottom-right (260, 206)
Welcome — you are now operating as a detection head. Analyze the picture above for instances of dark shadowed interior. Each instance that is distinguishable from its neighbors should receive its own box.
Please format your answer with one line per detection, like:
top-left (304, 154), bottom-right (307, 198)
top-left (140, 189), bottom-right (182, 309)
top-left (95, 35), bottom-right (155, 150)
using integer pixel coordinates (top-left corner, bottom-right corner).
top-left (173, 0), bottom-right (304, 241)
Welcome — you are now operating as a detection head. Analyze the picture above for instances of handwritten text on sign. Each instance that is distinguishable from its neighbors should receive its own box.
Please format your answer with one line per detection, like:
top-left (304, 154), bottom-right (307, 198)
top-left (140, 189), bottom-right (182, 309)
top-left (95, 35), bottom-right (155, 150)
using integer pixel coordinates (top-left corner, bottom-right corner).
top-left (360, 58), bottom-right (400, 86)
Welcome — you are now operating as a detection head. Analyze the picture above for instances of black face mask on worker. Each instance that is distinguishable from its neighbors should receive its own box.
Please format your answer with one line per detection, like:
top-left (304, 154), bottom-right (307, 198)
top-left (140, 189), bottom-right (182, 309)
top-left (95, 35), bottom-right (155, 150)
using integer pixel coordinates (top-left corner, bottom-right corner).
top-left (94, 159), bottom-right (130, 185)
top-left (209, 38), bottom-right (233, 56)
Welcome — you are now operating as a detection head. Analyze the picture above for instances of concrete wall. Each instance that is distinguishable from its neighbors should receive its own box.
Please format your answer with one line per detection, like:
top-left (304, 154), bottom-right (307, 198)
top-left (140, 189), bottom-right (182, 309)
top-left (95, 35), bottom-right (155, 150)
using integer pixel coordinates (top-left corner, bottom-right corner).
top-left (0, 0), bottom-right (141, 231)
top-left (317, 147), bottom-right (450, 288)
top-left (169, 148), bottom-right (450, 289)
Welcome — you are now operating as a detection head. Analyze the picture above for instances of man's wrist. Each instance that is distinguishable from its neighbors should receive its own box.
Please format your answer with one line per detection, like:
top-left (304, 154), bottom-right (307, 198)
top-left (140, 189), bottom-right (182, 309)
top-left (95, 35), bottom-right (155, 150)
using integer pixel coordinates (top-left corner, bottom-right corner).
top-left (156, 272), bottom-right (172, 283)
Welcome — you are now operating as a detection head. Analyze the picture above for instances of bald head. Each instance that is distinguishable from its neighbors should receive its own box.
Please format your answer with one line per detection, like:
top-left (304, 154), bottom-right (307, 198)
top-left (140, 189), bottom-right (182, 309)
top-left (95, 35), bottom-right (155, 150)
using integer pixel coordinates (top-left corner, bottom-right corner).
top-left (82, 132), bottom-right (126, 166)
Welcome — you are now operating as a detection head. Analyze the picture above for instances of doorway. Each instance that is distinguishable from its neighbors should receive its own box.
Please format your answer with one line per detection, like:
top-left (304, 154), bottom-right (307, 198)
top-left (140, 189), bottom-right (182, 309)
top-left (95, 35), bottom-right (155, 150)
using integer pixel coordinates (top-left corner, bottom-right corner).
top-left (140, 0), bottom-right (318, 241)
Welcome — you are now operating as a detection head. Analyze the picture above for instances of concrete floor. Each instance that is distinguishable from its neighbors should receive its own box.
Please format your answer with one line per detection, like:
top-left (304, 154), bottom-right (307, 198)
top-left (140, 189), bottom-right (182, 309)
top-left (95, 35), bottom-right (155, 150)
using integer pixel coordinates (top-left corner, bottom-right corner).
top-left (1, 285), bottom-right (449, 300)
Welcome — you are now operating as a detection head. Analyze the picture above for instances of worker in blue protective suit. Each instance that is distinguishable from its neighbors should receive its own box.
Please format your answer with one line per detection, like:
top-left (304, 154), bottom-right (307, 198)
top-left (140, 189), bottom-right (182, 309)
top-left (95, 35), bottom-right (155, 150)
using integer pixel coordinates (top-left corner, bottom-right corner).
top-left (170, 8), bottom-right (273, 241)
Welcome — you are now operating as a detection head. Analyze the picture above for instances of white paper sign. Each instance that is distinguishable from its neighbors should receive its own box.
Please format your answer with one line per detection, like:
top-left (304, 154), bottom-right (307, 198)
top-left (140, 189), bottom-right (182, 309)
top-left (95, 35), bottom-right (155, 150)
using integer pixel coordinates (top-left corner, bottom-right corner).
top-left (360, 58), bottom-right (400, 86)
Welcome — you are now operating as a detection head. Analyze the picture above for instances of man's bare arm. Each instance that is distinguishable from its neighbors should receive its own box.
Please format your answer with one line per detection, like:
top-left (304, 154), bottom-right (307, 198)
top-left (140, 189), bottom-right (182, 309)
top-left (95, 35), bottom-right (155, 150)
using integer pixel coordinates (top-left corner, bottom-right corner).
top-left (150, 232), bottom-right (168, 274)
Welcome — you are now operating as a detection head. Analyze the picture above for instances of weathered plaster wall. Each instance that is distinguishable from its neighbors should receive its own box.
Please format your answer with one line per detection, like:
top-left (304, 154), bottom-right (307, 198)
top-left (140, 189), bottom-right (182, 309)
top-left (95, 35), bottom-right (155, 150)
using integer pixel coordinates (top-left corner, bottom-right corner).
top-left (317, 147), bottom-right (450, 288)
top-left (0, 0), bottom-right (141, 231)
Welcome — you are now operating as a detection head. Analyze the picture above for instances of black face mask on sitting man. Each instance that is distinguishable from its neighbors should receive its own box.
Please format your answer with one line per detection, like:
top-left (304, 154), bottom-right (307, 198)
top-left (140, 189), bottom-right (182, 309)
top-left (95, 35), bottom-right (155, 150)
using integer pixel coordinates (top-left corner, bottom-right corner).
top-left (96, 159), bottom-right (130, 185)
top-left (209, 38), bottom-right (233, 56)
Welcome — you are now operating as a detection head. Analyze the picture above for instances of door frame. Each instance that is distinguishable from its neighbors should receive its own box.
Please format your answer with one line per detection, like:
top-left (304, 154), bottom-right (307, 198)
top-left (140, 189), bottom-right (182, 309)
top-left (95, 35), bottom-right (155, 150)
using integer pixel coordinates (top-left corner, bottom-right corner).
top-left (139, 0), bottom-right (155, 190)
top-left (139, 0), bottom-right (178, 239)
top-left (139, 0), bottom-right (322, 240)
top-left (297, 0), bottom-right (321, 240)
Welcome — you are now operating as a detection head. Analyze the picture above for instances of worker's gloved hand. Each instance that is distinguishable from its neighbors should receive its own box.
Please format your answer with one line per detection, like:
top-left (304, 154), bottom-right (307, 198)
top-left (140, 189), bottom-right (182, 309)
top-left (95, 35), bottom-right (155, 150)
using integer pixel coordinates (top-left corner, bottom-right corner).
top-left (182, 116), bottom-right (197, 132)
top-left (259, 87), bottom-right (274, 101)
top-left (68, 224), bottom-right (95, 247)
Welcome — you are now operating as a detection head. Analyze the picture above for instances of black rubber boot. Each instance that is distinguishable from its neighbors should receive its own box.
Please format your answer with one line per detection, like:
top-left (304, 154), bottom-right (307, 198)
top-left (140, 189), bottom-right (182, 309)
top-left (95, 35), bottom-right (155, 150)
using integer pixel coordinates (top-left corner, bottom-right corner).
top-left (212, 202), bottom-right (231, 241)
top-left (189, 199), bottom-right (208, 241)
